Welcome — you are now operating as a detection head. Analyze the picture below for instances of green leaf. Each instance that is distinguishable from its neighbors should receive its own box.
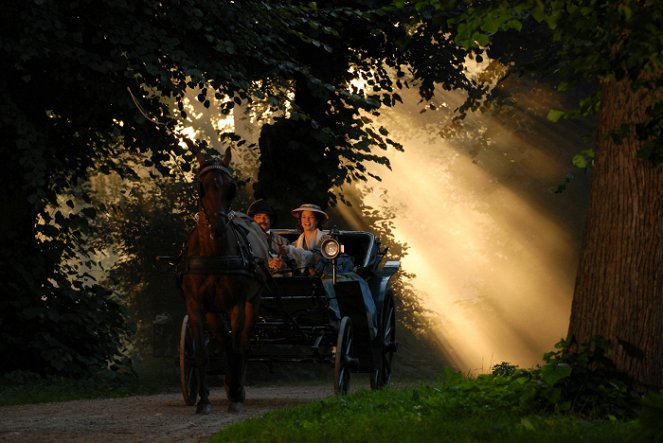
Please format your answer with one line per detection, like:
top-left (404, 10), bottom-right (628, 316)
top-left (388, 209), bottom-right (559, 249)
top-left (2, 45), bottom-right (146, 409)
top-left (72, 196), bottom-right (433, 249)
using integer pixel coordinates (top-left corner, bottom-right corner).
top-left (520, 417), bottom-right (535, 431)
top-left (540, 362), bottom-right (572, 386)
top-left (473, 32), bottom-right (490, 47)
top-left (572, 149), bottom-right (595, 169)
top-left (572, 154), bottom-right (588, 169)
top-left (547, 108), bottom-right (566, 122)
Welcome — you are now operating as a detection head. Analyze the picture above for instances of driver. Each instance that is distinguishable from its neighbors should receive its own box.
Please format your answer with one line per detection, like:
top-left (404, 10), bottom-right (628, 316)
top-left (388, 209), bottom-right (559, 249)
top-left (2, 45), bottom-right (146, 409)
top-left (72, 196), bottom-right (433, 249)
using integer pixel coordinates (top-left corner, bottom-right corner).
top-left (247, 199), bottom-right (292, 273)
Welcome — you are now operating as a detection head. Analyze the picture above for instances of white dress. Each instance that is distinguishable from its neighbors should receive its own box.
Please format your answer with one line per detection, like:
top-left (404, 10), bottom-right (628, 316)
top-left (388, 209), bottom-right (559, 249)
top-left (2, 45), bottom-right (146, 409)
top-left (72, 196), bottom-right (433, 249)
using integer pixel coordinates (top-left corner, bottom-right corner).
top-left (284, 229), bottom-right (325, 270)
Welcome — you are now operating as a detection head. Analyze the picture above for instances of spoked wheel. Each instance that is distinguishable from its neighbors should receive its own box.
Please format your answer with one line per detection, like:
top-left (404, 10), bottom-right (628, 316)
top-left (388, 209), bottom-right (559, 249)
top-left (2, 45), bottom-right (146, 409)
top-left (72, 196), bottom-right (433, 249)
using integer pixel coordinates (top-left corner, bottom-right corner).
top-left (370, 290), bottom-right (397, 390)
top-left (334, 316), bottom-right (357, 395)
top-left (179, 315), bottom-right (200, 406)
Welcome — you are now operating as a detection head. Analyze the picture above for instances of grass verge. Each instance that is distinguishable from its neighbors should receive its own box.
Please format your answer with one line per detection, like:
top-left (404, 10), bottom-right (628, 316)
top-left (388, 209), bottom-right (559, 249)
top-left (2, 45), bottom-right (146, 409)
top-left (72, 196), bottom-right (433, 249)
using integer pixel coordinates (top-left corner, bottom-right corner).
top-left (211, 384), bottom-right (642, 443)
top-left (0, 370), bottom-right (161, 406)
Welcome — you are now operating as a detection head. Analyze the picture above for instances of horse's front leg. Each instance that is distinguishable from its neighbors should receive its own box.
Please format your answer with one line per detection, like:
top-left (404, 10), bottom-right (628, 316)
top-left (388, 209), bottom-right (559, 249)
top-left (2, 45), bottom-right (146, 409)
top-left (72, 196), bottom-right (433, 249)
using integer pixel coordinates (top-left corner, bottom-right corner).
top-left (224, 303), bottom-right (245, 412)
top-left (187, 311), bottom-right (212, 415)
top-left (224, 299), bottom-right (258, 413)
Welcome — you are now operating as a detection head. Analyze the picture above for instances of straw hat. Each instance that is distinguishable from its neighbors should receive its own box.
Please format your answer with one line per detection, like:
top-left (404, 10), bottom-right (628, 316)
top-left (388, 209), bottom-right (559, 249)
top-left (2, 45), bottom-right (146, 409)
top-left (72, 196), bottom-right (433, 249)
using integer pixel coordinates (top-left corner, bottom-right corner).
top-left (290, 203), bottom-right (329, 221)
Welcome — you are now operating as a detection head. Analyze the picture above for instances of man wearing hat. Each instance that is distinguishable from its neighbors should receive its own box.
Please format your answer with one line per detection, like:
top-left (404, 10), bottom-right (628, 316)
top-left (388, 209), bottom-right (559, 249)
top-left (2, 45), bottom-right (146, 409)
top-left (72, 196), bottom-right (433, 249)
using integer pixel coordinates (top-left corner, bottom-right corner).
top-left (247, 199), bottom-right (291, 272)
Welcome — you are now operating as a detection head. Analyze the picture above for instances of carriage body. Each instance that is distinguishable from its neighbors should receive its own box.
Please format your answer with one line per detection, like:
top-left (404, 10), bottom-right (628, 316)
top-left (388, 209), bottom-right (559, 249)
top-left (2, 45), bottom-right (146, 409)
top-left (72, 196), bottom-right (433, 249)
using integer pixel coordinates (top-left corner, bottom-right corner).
top-left (177, 228), bottom-right (399, 400)
top-left (250, 229), bottom-right (399, 393)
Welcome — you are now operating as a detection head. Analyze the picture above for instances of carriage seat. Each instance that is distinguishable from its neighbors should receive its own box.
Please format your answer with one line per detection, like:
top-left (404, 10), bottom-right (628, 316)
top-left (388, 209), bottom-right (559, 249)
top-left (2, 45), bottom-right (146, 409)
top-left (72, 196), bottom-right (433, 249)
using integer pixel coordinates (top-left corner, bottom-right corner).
top-left (335, 231), bottom-right (379, 273)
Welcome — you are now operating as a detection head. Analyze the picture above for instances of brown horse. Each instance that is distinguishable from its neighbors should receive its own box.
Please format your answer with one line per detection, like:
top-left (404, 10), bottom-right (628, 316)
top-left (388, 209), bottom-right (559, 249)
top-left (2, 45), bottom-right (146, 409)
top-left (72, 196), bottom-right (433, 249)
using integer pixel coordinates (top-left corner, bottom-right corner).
top-left (178, 148), bottom-right (269, 414)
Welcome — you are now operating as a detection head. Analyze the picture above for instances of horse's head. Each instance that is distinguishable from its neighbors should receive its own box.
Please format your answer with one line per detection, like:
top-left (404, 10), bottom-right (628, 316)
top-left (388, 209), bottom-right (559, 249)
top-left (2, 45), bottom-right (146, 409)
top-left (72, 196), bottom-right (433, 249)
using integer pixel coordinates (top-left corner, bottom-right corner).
top-left (196, 148), bottom-right (236, 236)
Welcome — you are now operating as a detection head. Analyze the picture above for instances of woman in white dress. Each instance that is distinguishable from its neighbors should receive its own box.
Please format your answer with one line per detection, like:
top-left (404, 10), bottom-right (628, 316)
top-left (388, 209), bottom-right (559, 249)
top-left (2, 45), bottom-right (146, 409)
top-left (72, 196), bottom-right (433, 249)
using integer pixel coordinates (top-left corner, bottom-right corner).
top-left (279, 203), bottom-right (328, 273)
top-left (279, 203), bottom-right (376, 337)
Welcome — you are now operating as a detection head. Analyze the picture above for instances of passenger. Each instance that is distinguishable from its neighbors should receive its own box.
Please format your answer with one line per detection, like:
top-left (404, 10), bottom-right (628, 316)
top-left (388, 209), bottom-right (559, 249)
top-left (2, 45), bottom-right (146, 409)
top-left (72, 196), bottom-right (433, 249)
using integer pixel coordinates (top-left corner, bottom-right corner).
top-left (278, 203), bottom-right (327, 274)
top-left (291, 203), bottom-right (328, 250)
top-left (280, 203), bottom-right (377, 338)
top-left (247, 199), bottom-right (292, 273)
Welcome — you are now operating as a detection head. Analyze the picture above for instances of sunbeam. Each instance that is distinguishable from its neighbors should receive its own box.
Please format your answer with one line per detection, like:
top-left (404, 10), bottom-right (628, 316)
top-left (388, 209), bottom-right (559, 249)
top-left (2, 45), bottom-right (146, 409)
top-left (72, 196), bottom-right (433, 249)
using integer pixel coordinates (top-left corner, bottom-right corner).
top-left (348, 79), bottom-right (591, 374)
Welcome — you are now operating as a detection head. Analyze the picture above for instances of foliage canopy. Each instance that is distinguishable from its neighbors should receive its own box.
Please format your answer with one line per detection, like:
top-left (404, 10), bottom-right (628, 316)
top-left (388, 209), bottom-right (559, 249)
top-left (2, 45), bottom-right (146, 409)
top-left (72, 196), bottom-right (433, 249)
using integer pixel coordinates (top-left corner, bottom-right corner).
top-left (409, 0), bottom-right (663, 164)
top-left (0, 0), bottom-right (480, 375)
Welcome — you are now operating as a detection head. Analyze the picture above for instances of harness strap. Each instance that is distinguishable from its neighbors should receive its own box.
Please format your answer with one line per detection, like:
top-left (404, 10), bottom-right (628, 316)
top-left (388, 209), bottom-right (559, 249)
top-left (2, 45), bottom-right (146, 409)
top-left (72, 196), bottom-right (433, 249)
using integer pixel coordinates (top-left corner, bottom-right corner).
top-left (227, 221), bottom-right (282, 299)
top-left (197, 162), bottom-right (232, 178)
top-left (177, 213), bottom-right (279, 298)
top-left (178, 256), bottom-right (262, 277)
top-left (228, 218), bottom-right (255, 269)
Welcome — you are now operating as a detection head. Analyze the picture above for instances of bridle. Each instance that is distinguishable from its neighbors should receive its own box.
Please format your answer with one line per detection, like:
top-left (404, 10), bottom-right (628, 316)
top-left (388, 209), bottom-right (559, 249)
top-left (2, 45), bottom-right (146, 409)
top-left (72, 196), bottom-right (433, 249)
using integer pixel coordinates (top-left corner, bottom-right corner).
top-left (197, 160), bottom-right (236, 238)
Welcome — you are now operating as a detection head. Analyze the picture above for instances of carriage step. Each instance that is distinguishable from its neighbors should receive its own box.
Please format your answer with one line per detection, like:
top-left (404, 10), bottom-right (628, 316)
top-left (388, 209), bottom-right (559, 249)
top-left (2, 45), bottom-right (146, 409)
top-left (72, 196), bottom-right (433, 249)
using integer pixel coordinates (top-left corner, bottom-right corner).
top-left (384, 341), bottom-right (398, 353)
top-left (347, 356), bottom-right (360, 369)
top-left (311, 335), bottom-right (323, 351)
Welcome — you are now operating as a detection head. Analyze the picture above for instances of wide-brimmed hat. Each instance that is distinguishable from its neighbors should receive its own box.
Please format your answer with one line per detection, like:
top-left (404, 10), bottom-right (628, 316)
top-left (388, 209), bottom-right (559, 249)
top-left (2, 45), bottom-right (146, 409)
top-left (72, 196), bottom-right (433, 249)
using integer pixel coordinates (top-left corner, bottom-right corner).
top-left (247, 199), bottom-right (278, 223)
top-left (291, 203), bottom-right (329, 221)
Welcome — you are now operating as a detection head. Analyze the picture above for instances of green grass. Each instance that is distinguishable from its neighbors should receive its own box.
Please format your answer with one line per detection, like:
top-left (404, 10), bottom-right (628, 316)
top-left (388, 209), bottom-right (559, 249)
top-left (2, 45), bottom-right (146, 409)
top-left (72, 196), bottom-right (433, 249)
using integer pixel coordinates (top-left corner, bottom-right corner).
top-left (0, 370), bottom-right (161, 406)
top-left (212, 385), bottom-right (642, 443)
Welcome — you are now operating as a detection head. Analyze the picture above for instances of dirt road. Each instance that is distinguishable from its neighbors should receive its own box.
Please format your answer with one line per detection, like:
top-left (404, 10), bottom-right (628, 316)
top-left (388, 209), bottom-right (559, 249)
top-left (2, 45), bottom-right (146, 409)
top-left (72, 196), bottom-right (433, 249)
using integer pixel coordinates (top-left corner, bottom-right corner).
top-left (0, 384), bottom-right (333, 443)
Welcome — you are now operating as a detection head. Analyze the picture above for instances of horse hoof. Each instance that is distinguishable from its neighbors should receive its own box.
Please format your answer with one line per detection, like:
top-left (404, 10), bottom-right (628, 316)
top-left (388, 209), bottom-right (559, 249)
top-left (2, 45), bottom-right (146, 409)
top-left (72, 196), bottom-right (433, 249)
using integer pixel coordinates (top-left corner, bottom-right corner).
top-left (228, 402), bottom-right (245, 413)
top-left (196, 403), bottom-right (213, 415)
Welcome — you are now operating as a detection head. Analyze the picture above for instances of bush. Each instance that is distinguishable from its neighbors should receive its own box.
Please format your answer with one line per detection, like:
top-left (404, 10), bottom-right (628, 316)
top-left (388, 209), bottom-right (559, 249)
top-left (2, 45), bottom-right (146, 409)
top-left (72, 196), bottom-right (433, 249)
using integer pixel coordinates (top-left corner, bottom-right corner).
top-left (0, 278), bottom-right (132, 377)
top-left (483, 337), bottom-right (638, 418)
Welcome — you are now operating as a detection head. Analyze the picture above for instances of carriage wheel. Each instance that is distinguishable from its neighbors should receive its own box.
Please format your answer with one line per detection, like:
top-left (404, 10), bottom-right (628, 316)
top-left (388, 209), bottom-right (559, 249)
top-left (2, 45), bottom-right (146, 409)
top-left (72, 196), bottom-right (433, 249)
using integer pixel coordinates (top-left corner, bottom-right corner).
top-left (334, 316), bottom-right (356, 395)
top-left (370, 290), bottom-right (396, 390)
top-left (179, 315), bottom-right (200, 406)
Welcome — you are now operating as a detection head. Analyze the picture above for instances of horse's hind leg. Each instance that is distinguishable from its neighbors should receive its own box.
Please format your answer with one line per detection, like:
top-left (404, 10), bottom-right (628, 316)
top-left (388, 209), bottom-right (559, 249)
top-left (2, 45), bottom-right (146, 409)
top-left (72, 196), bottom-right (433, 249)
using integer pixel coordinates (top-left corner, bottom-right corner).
top-left (224, 356), bottom-right (246, 413)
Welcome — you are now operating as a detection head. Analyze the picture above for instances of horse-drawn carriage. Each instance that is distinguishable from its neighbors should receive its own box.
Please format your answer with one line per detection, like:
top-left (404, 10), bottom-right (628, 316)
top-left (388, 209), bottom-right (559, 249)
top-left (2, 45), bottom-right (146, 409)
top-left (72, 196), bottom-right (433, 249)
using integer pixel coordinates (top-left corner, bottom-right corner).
top-left (165, 149), bottom-right (399, 413)
top-left (177, 227), bottom-right (400, 406)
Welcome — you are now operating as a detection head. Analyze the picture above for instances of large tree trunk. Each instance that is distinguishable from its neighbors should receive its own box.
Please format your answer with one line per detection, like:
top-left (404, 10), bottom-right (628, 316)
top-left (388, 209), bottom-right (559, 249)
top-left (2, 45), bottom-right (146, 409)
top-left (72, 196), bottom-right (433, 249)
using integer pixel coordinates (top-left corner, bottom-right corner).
top-left (569, 75), bottom-right (663, 390)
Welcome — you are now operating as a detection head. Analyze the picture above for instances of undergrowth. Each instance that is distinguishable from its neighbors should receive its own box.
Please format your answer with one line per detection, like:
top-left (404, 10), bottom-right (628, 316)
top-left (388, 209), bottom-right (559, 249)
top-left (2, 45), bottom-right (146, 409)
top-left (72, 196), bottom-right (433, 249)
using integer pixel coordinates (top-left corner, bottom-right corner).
top-left (213, 337), bottom-right (663, 442)
top-left (0, 370), bottom-right (160, 406)
top-left (475, 336), bottom-right (637, 418)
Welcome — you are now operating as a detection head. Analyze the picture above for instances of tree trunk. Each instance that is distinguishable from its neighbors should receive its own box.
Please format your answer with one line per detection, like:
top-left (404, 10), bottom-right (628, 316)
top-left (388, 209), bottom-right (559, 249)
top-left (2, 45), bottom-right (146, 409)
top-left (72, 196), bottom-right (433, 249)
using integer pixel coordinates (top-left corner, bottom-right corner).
top-left (569, 75), bottom-right (663, 390)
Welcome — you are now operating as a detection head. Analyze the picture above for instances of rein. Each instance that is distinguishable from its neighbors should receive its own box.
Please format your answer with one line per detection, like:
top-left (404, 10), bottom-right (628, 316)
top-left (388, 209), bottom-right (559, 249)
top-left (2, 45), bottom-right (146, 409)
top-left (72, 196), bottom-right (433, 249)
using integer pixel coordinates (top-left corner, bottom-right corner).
top-left (177, 255), bottom-right (260, 278)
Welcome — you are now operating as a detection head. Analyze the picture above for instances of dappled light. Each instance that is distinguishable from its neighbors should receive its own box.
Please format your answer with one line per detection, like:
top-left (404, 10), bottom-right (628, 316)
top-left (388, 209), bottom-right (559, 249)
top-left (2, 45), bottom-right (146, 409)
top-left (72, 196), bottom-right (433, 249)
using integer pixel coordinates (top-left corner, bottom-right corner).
top-left (342, 80), bottom-right (592, 374)
top-left (82, 74), bottom-right (592, 378)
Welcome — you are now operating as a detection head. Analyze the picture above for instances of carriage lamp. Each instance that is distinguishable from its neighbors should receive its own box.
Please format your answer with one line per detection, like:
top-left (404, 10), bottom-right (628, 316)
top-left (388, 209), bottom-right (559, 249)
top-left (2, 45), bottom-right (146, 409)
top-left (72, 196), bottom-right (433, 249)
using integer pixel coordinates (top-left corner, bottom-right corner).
top-left (320, 237), bottom-right (341, 260)
top-left (320, 236), bottom-right (343, 285)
